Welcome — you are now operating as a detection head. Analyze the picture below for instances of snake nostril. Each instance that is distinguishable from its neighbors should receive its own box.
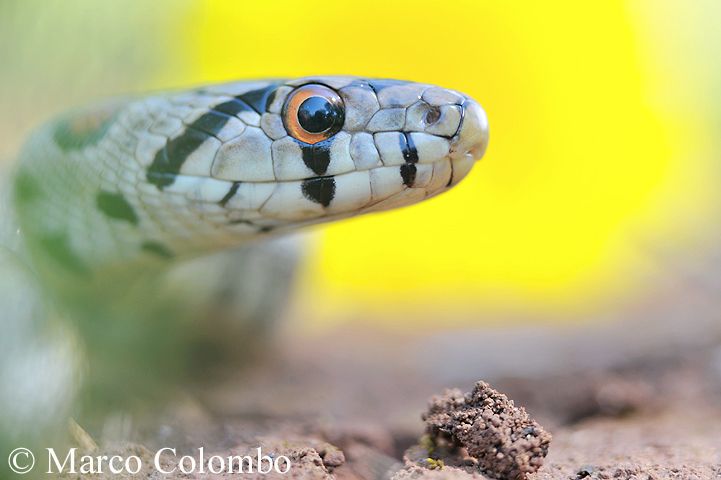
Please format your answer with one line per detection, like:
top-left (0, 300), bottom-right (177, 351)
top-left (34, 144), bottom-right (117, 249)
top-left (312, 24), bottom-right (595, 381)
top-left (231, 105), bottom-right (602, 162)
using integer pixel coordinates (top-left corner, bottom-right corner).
top-left (424, 106), bottom-right (441, 126)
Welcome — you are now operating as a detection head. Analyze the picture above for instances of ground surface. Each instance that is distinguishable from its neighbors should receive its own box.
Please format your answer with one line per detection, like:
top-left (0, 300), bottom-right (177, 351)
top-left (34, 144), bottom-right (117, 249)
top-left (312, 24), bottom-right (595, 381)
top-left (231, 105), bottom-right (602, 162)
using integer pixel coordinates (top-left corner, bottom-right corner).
top-left (73, 314), bottom-right (721, 480)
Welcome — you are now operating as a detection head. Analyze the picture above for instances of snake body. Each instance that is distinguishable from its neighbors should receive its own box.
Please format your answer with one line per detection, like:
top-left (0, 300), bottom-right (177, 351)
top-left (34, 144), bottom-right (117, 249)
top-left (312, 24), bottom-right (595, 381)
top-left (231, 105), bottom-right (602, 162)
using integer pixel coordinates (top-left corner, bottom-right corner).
top-left (0, 76), bottom-right (488, 443)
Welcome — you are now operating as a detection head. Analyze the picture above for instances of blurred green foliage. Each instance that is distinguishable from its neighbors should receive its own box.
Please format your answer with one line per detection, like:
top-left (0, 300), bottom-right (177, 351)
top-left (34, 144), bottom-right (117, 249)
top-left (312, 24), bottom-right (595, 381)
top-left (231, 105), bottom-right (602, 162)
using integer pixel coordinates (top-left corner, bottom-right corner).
top-left (0, 0), bottom-right (191, 159)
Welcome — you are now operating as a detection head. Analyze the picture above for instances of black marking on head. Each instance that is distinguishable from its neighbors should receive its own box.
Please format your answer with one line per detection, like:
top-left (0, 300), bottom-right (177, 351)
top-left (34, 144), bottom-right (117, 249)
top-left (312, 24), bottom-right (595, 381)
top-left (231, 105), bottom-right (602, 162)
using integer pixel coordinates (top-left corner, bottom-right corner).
top-left (259, 226), bottom-right (274, 233)
top-left (298, 138), bottom-right (332, 175)
top-left (238, 84), bottom-right (279, 114)
top-left (213, 98), bottom-right (253, 116)
top-left (145, 171), bottom-right (177, 189)
top-left (301, 176), bottom-right (336, 207)
top-left (400, 132), bottom-right (419, 163)
top-left (367, 79), bottom-right (406, 94)
top-left (400, 163), bottom-right (417, 187)
top-left (14, 171), bottom-right (41, 203)
top-left (96, 190), bottom-right (139, 225)
top-left (53, 109), bottom-right (115, 152)
top-left (191, 110), bottom-right (235, 136)
top-left (219, 182), bottom-right (241, 207)
top-left (165, 129), bottom-right (211, 163)
top-left (146, 147), bottom-right (172, 188)
top-left (141, 241), bottom-right (174, 259)
top-left (266, 89), bottom-right (279, 111)
top-left (39, 234), bottom-right (89, 276)
top-left (146, 94), bottom-right (261, 190)
top-left (146, 128), bottom-right (211, 189)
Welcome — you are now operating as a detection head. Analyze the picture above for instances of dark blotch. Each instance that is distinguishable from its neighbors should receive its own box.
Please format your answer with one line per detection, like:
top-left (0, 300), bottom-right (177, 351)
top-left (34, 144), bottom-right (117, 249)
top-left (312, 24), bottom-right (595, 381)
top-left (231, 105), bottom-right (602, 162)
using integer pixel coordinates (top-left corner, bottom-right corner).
top-left (213, 98), bottom-right (253, 117)
top-left (298, 138), bottom-right (332, 175)
top-left (219, 182), bottom-right (240, 207)
top-left (53, 109), bottom-right (115, 152)
top-left (301, 176), bottom-right (336, 207)
top-left (166, 127), bottom-right (209, 158)
top-left (400, 163), bottom-right (417, 187)
top-left (191, 110), bottom-right (234, 136)
top-left (266, 89), bottom-right (278, 109)
top-left (39, 234), bottom-right (89, 275)
top-left (238, 83), bottom-right (279, 114)
top-left (147, 101), bottom-right (243, 189)
top-left (400, 132), bottom-right (419, 163)
top-left (165, 129), bottom-right (210, 165)
top-left (146, 128), bottom-right (210, 189)
top-left (14, 171), bottom-right (41, 203)
top-left (141, 241), bottom-right (174, 259)
top-left (96, 190), bottom-right (139, 225)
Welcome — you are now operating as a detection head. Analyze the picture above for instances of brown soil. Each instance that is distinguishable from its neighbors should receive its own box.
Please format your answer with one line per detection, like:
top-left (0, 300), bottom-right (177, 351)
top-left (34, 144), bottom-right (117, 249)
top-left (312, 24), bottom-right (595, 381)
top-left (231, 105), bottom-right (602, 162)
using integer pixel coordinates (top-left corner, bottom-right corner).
top-left (418, 381), bottom-right (551, 479)
top-left (71, 321), bottom-right (721, 479)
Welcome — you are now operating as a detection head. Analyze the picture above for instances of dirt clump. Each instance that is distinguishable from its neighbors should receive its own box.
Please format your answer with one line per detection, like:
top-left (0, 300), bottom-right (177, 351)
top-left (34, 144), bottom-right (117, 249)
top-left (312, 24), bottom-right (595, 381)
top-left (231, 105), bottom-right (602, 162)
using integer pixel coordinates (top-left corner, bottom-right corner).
top-left (410, 381), bottom-right (551, 480)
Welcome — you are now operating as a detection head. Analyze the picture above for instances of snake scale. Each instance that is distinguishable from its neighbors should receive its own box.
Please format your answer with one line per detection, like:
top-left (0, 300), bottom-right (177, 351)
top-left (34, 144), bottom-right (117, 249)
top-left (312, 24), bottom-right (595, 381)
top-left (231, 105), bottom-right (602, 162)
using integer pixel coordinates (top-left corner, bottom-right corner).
top-left (0, 76), bottom-right (488, 444)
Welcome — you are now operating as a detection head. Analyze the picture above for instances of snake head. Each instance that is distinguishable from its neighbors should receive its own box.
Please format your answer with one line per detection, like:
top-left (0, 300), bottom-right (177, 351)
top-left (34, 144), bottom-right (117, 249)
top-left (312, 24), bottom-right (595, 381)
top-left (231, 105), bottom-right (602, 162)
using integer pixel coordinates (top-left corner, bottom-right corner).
top-left (136, 76), bottom-right (488, 236)
top-left (13, 76), bottom-right (489, 272)
top-left (195, 76), bottom-right (489, 229)
top-left (23, 76), bottom-right (490, 266)
top-left (138, 76), bottom-right (490, 235)
top-left (274, 77), bottom-right (488, 216)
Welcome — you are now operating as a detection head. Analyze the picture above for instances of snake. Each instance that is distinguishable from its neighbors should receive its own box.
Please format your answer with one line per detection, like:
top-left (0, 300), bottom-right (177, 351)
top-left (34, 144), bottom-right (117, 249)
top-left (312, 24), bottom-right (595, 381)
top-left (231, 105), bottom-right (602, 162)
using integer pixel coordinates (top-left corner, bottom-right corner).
top-left (0, 76), bottom-right (488, 445)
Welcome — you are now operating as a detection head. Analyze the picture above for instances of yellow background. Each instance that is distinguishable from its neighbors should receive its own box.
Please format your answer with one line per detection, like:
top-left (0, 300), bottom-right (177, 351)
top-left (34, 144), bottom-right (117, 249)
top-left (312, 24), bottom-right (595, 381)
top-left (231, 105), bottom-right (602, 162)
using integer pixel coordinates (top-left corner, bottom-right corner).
top-left (177, 1), bottom-right (717, 323)
top-left (1, 1), bottom-right (717, 325)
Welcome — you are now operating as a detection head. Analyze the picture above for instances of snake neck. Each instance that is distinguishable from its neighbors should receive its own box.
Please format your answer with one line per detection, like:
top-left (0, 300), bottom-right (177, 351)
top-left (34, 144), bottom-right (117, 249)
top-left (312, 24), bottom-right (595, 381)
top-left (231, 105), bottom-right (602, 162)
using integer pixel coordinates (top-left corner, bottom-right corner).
top-left (12, 108), bottom-right (259, 298)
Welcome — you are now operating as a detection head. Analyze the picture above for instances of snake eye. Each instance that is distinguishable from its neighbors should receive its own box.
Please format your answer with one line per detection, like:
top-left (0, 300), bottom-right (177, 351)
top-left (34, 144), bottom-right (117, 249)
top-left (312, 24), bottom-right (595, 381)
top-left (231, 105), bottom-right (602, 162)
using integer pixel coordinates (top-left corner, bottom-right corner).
top-left (282, 84), bottom-right (345, 144)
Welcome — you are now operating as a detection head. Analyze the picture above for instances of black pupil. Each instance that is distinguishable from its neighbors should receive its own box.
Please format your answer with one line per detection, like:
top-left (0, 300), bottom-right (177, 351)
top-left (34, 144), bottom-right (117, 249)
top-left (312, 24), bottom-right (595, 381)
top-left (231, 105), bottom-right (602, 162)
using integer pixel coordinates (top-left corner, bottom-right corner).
top-left (297, 96), bottom-right (339, 133)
